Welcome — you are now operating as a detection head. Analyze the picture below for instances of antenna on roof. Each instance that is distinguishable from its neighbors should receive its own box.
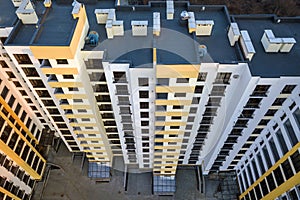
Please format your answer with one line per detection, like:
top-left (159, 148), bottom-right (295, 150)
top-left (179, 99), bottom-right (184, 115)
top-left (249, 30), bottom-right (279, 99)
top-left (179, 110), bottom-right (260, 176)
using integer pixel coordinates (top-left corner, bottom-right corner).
top-left (201, 6), bottom-right (205, 11)
top-left (276, 19), bottom-right (281, 23)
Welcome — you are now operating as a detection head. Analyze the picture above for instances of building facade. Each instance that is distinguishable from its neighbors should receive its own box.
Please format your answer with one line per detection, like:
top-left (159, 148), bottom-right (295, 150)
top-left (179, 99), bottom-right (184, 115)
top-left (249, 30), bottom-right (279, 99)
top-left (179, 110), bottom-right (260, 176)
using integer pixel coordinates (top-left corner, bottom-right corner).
top-left (0, 0), bottom-right (300, 199)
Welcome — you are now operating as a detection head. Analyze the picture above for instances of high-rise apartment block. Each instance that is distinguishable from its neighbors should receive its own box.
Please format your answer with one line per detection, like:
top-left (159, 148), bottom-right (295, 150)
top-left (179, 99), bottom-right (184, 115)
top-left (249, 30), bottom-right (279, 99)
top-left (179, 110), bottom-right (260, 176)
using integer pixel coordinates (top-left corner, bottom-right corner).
top-left (0, 0), bottom-right (300, 199)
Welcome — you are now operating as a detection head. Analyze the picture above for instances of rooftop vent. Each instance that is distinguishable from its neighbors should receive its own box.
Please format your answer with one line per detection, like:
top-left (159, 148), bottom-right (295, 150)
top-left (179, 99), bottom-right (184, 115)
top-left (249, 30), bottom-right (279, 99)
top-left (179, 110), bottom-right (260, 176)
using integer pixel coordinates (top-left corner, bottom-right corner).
top-left (188, 12), bottom-right (196, 33)
top-left (180, 11), bottom-right (190, 20)
top-left (199, 45), bottom-right (207, 57)
top-left (153, 12), bottom-right (161, 36)
top-left (72, 0), bottom-right (82, 19)
top-left (166, 0), bottom-right (174, 20)
top-left (95, 9), bottom-right (123, 39)
top-left (131, 21), bottom-right (148, 36)
top-left (227, 23), bottom-right (240, 46)
top-left (15, 0), bottom-right (38, 24)
top-left (43, 0), bottom-right (52, 7)
top-left (85, 31), bottom-right (99, 46)
top-left (261, 29), bottom-right (296, 53)
top-left (196, 20), bottom-right (214, 36)
top-left (240, 30), bottom-right (256, 61)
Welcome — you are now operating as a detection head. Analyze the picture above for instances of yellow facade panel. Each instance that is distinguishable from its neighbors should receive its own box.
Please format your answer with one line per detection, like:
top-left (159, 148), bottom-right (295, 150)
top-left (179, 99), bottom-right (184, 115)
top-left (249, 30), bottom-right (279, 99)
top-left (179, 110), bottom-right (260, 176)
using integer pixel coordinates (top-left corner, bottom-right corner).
top-left (0, 140), bottom-right (42, 179)
top-left (156, 64), bottom-right (200, 78)
top-left (0, 97), bottom-right (38, 143)
top-left (55, 93), bottom-right (87, 99)
top-left (60, 104), bottom-right (91, 109)
top-left (48, 82), bottom-right (83, 88)
top-left (65, 114), bottom-right (95, 118)
top-left (155, 86), bottom-right (195, 93)
top-left (262, 171), bottom-right (300, 200)
top-left (41, 68), bottom-right (78, 75)
top-left (155, 130), bottom-right (184, 135)
top-left (155, 99), bottom-right (192, 105)
top-left (154, 138), bottom-right (182, 143)
top-left (0, 187), bottom-right (21, 200)
top-left (155, 121), bottom-right (186, 126)
top-left (239, 142), bottom-right (300, 199)
top-left (69, 122), bottom-right (97, 127)
top-left (154, 146), bottom-right (181, 150)
top-left (155, 112), bottom-right (189, 116)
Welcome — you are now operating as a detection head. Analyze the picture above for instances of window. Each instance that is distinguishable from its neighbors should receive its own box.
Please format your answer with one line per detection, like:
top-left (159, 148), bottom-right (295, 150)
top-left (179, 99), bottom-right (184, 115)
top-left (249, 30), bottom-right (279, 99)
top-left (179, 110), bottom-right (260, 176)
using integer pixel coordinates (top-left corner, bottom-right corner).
top-left (8, 95), bottom-right (15, 107)
top-left (252, 85), bottom-right (271, 96)
top-left (290, 150), bottom-right (300, 173)
top-left (138, 78), bottom-right (149, 86)
top-left (195, 85), bottom-right (203, 93)
top-left (22, 67), bottom-right (39, 77)
top-left (281, 85), bottom-right (296, 94)
top-left (282, 159), bottom-right (294, 180)
top-left (155, 116), bottom-right (165, 121)
top-left (262, 146), bottom-right (272, 169)
top-left (6, 71), bottom-right (15, 78)
top-left (293, 108), bottom-right (300, 129)
top-left (68, 87), bottom-right (79, 92)
top-left (74, 99), bottom-right (83, 103)
top-left (0, 60), bottom-right (9, 68)
top-left (157, 78), bottom-right (169, 86)
top-left (210, 86), bottom-right (226, 96)
top-left (56, 59), bottom-right (68, 64)
top-left (284, 119), bottom-right (298, 146)
top-left (257, 153), bottom-right (265, 174)
top-left (272, 98), bottom-right (286, 106)
top-left (173, 105), bottom-right (183, 109)
top-left (156, 93), bottom-right (168, 99)
top-left (29, 79), bottom-right (45, 88)
top-left (197, 72), bottom-right (207, 82)
top-left (1, 86), bottom-right (9, 99)
top-left (176, 78), bottom-right (189, 83)
top-left (276, 130), bottom-right (288, 154)
top-left (170, 126), bottom-right (180, 129)
top-left (156, 105), bottom-right (166, 111)
top-left (269, 138), bottom-right (280, 162)
top-left (14, 54), bottom-right (32, 64)
top-left (63, 75), bottom-right (74, 79)
top-left (171, 116), bottom-right (181, 120)
top-left (78, 109), bottom-right (87, 113)
top-left (141, 121), bottom-right (149, 126)
top-left (140, 112), bottom-right (149, 118)
top-left (190, 107), bottom-right (197, 113)
top-left (113, 72), bottom-right (126, 82)
top-left (139, 91), bottom-right (149, 98)
top-left (140, 102), bottom-right (149, 109)
top-left (214, 72), bottom-right (231, 84)
top-left (174, 93), bottom-right (186, 97)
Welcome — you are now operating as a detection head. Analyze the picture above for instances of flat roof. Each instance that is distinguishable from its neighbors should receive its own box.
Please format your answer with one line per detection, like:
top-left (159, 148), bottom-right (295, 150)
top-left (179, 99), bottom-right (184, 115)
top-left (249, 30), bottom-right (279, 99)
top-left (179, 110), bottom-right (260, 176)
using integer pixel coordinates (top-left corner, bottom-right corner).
top-left (84, 2), bottom-right (237, 66)
top-left (5, 1), bottom-right (77, 46)
top-left (234, 16), bottom-right (300, 77)
top-left (0, 0), bottom-right (17, 28)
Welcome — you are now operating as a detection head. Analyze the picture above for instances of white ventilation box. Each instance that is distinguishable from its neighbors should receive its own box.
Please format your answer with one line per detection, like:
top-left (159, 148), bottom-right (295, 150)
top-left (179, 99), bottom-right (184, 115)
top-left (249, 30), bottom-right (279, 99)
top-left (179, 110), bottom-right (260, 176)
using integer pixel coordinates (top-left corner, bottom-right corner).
top-left (195, 20), bottom-right (214, 36)
top-left (131, 21), bottom-right (148, 36)
top-left (187, 12), bottom-right (196, 33)
top-left (227, 23), bottom-right (240, 46)
top-left (112, 20), bottom-right (124, 36)
top-left (261, 30), bottom-right (282, 53)
top-left (94, 9), bottom-right (115, 24)
top-left (240, 30), bottom-right (256, 61)
top-left (153, 12), bottom-right (161, 36)
top-left (166, 0), bottom-right (174, 20)
top-left (15, 0), bottom-right (38, 24)
top-left (95, 9), bottom-right (109, 24)
top-left (280, 38), bottom-right (296, 52)
top-left (11, 0), bottom-right (22, 7)
top-left (105, 20), bottom-right (113, 39)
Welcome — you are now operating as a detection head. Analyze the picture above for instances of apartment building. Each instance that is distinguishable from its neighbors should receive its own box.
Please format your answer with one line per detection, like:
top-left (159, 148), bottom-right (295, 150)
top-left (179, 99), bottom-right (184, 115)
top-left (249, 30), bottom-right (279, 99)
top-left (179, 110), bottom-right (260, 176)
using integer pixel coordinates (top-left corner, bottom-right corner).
top-left (0, 0), bottom-right (300, 198)
top-left (0, 48), bottom-right (47, 199)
